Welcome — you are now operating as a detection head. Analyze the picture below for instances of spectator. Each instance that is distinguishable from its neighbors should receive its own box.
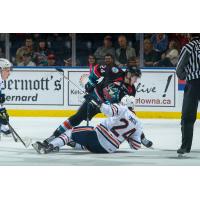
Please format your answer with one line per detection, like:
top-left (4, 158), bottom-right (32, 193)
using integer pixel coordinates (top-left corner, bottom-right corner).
top-left (169, 33), bottom-right (189, 48)
top-left (33, 33), bottom-right (41, 44)
top-left (47, 54), bottom-right (57, 66)
top-left (36, 39), bottom-right (50, 56)
top-left (0, 47), bottom-right (5, 58)
top-left (18, 52), bottom-right (36, 66)
top-left (154, 40), bottom-right (179, 67)
top-left (88, 54), bottom-right (98, 73)
top-left (33, 39), bottom-right (50, 65)
top-left (115, 35), bottom-right (136, 67)
top-left (34, 53), bottom-right (48, 66)
top-left (143, 38), bottom-right (160, 66)
top-left (104, 53), bottom-right (115, 67)
top-left (16, 36), bottom-right (34, 65)
top-left (94, 35), bottom-right (115, 65)
top-left (127, 56), bottom-right (139, 68)
top-left (150, 33), bottom-right (168, 55)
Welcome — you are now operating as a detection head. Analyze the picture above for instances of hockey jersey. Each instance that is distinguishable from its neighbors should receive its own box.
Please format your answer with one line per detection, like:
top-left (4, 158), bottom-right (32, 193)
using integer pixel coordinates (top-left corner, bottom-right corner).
top-left (95, 103), bottom-right (142, 153)
top-left (0, 76), bottom-right (5, 108)
top-left (88, 65), bottom-right (136, 103)
top-left (0, 77), bottom-right (4, 91)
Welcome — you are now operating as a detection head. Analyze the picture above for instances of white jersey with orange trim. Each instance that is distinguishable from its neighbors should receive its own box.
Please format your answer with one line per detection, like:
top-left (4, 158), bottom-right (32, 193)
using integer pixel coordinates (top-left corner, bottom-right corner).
top-left (95, 103), bottom-right (142, 153)
top-left (0, 76), bottom-right (5, 108)
top-left (0, 76), bottom-right (10, 133)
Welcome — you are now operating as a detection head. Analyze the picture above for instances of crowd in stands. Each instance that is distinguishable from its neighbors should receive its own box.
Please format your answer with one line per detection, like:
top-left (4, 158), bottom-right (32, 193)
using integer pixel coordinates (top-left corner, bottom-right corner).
top-left (0, 33), bottom-right (190, 67)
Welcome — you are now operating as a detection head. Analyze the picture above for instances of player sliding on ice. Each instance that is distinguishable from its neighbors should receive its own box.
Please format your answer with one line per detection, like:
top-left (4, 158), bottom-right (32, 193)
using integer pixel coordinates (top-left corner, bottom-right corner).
top-left (33, 95), bottom-right (143, 154)
top-left (0, 58), bottom-right (13, 139)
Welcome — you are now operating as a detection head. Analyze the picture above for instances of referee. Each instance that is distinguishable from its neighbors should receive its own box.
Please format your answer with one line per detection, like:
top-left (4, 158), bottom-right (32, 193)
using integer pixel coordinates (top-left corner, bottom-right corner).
top-left (176, 33), bottom-right (200, 155)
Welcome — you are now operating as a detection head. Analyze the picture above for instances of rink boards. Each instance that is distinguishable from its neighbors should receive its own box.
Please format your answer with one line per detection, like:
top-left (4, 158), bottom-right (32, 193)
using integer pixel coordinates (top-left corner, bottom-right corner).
top-left (4, 66), bottom-right (200, 119)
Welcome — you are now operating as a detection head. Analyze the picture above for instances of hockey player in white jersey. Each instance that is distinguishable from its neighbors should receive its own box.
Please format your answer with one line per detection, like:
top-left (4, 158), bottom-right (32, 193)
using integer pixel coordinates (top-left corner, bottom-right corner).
top-left (33, 95), bottom-right (143, 154)
top-left (0, 58), bottom-right (12, 138)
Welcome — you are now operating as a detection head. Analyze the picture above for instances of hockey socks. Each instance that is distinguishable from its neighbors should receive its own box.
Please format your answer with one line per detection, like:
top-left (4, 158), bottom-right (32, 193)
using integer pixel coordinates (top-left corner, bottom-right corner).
top-left (50, 129), bottom-right (72, 147)
top-left (43, 120), bottom-right (73, 144)
top-left (50, 131), bottom-right (87, 151)
top-left (60, 120), bottom-right (73, 133)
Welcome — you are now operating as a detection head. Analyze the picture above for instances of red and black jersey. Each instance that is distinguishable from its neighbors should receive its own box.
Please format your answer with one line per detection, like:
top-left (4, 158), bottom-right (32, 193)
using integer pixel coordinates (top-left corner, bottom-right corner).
top-left (88, 65), bottom-right (136, 103)
top-left (91, 65), bottom-right (124, 88)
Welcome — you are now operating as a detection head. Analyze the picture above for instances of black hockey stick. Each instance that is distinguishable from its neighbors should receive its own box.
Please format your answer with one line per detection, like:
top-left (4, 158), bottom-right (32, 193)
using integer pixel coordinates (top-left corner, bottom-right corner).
top-left (7, 122), bottom-right (31, 148)
top-left (0, 107), bottom-right (18, 142)
top-left (56, 68), bottom-right (85, 93)
top-left (10, 128), bottom-right (18, 142)
top-left (86, 102), bottom-right (90, 126)
top-left (56, 68), bottom-right (90, 126)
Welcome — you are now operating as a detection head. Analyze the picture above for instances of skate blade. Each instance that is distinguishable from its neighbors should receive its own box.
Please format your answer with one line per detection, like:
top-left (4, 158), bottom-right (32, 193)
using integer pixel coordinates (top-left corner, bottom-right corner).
top-left (32, 143), bottom-right (42, 154)
top-left (142, 145), bottom-right (154, 150)
top-left (177, 153), bottom-right (187, 159)
top-left (2, 133), bottom-right (12, 137)
top-left (149, 146), bottom-right (154, 150)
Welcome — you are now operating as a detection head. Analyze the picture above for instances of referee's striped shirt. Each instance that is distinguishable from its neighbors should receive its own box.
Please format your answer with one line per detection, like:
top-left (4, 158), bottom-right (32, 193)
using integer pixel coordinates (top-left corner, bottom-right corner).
top-left (176, 37), bottom-right (200, 81)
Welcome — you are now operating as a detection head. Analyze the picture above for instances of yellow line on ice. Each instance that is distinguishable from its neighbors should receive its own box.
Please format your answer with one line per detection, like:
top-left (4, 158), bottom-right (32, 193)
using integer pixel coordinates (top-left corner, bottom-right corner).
top-left (7, 109), bottom-right (200, 119)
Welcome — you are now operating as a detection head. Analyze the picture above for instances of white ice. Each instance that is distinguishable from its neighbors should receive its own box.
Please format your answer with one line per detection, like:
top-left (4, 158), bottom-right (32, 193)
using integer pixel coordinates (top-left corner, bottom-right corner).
top-left (0, 117), bottom-right (200, 166)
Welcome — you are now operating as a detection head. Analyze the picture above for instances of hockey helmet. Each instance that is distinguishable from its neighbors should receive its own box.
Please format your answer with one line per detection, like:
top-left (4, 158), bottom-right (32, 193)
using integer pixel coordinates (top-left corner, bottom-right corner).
top-left (121, 95), bottom-right (135, 110)
top-left (125, 67), bottom-right (142, 78)
top-left (0, 58), bottom-right (13, 70)
top-left (124, 67), bottom-right (141, 86)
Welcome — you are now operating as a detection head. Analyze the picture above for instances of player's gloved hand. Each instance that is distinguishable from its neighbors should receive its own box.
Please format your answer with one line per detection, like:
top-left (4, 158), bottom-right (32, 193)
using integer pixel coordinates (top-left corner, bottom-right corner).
top-left (0, 108), bottom-right (9, 125)
top-left (85, 82), bottom-right (95, 93)
top-left (84, 93), bottom-right (92, 102)
top-left (0, 93), bottom-right (5, 104)
top-left (89, 97), bottom-right (102, 108)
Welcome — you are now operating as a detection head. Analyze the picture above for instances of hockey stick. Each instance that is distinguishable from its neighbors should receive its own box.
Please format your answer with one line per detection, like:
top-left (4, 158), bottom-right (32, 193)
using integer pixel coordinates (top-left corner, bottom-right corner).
top-left (10, 129), bottom-right (18, 142)
top-left (56, 68), bottom-right (90, 126)
top-left (86, 102), bottom-right (90, 126)
top-left (56, 68), bottom-right (85, 93)
top-left (0, 106), bottom-right (18, 142)
top-left (7, 122), bottom-right (32, 148)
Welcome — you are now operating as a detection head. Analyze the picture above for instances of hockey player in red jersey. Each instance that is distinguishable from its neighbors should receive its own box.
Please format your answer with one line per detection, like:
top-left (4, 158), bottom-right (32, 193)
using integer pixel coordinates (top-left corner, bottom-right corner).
top-left (33, 95), bottom-right (143, 154)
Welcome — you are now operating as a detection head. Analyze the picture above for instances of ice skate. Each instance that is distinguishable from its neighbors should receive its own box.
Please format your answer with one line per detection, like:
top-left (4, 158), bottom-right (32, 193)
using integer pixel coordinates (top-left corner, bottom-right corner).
top-left (1, 129), bottom-right (12, 137)
top-left (32, 142), bottom-right (59, 154)
top-left (42, 144), bottom-right (59, 154)
top-left (141, 137), bottom-right (153, 148)
top-left (32, 141), bottom-right (46, 154)
top-left (177, 148), bottom-right (190, 158)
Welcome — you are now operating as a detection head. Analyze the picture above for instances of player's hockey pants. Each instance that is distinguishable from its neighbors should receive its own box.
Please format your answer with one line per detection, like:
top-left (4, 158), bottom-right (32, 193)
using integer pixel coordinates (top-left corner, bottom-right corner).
top-left (71, 126), bottom-right (108, 153)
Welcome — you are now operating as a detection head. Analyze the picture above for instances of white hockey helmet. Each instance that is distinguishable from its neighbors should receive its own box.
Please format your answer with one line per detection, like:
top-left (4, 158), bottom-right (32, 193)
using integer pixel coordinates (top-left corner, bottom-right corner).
top-left (0, 58), bottom-right (13, 70)
top-left (120, 95), bottom-right (135, 110)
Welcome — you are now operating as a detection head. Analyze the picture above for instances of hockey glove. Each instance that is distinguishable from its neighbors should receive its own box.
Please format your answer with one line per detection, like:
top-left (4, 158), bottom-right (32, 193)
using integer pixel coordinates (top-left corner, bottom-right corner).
top-left (84, 93), bottom-right (92, 102)
top-left (89, 97), bottom-right (102, 108)
top-left (90, 99), bottom-right (101, 108)
top-left (84, 94), bottom-right (102, 108)
top-left (0, 93), bottom-right (5, 104)
top-left (85, 82), bottom-right (95, 93)
top-left (0, 108), bottom-right (9, 125)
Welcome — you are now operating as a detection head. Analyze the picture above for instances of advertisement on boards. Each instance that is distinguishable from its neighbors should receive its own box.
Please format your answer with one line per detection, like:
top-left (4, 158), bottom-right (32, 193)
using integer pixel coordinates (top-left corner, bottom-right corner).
top-left (4, 70), bottom-right (64, 105)
top-left (68, 70), bottom-right (176, 107)
top-left (135, 71), bottom-right (176, 107)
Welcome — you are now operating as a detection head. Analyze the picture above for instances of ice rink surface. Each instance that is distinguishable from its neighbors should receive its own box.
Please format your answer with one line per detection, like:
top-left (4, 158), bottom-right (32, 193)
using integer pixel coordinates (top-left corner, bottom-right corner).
top-left (0, 117), bottom-right (200, 166)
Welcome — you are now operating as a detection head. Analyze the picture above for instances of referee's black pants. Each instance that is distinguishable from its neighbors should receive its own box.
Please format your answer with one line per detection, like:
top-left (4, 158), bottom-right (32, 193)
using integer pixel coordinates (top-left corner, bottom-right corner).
top-left (180, 79), bottom-right (200, 152)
